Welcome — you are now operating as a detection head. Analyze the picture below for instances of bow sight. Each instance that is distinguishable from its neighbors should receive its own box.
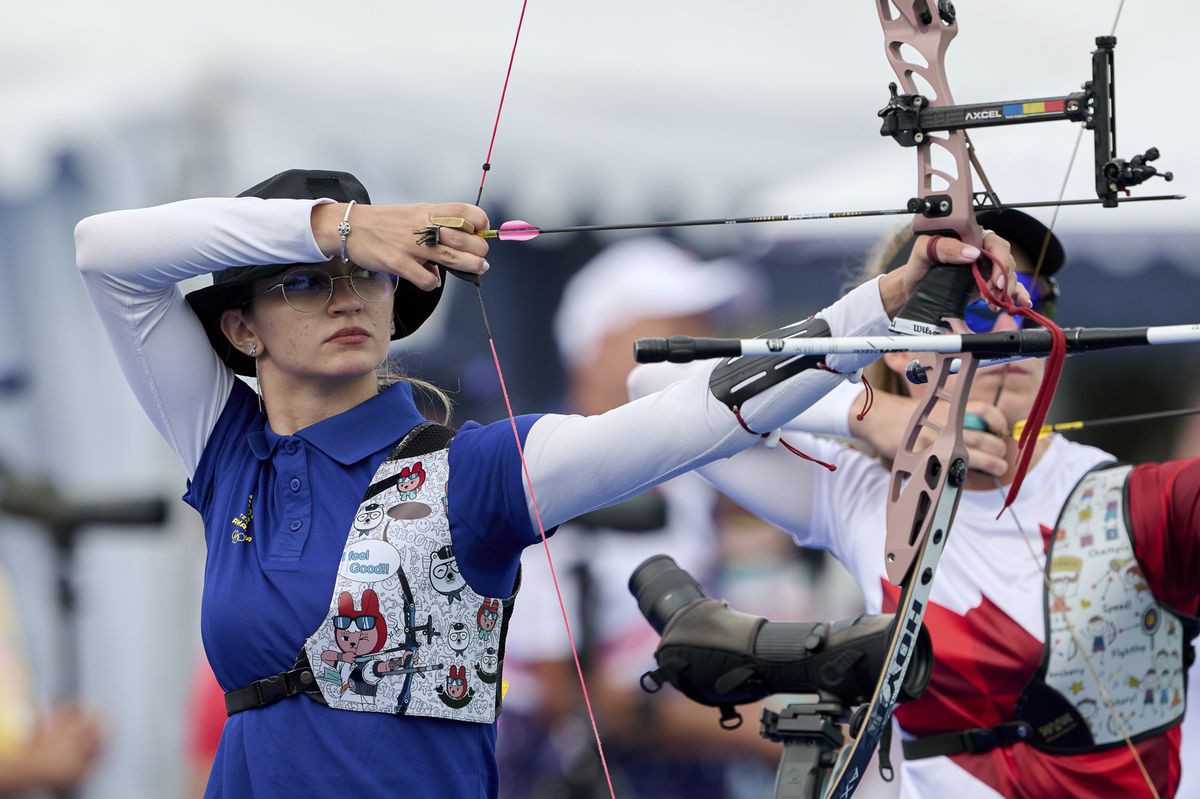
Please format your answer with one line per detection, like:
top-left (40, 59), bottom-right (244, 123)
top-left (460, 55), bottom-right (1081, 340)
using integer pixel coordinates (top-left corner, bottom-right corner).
top-left (878, 36), bottom-right (1173, 212)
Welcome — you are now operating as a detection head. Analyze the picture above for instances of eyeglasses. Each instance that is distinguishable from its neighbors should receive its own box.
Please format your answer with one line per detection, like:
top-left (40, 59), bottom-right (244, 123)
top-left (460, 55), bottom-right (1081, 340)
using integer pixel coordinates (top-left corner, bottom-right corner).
top-left (432, 563), bottom-right (460, 581)
top-left (964, 273), bottom-right (1059, 333)
top-left (249, 267), bottom-right (398, 313)
top-left (333, 614), bottom-right (377, 631)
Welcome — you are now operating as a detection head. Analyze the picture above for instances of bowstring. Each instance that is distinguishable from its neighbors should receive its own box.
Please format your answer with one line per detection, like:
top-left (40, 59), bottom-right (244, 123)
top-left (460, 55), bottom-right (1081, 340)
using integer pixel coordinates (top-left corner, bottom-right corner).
top-left (468, 3), bottom-right (618, 796)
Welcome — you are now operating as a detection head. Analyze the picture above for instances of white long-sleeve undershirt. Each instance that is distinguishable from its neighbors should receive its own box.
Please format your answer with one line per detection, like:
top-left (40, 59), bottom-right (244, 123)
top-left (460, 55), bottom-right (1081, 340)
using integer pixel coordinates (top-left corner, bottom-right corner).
top-left (76, 196), bottom-right (892, 532)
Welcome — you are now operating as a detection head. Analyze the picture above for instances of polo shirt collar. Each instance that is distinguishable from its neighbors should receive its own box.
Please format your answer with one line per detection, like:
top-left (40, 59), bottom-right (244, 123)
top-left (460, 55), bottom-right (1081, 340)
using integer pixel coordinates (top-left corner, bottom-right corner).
top-left (245, 382), bottom-right (427, 465)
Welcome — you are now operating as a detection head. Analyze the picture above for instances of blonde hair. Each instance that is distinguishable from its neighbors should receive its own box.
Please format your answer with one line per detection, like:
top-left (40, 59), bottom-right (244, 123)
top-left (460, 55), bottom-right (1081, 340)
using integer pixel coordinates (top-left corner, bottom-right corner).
top-left (855, 223), bottom-right (917, 400)
top-left (377, 359), bottom-right (453, 425)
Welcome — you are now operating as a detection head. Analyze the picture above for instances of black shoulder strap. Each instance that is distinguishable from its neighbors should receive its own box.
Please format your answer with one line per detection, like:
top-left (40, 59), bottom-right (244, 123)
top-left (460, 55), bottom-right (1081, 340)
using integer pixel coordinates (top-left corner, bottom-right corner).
top-left (363, 423), bottom-right (456, 501)
top-left (386, 422), bottom-right (455, 460)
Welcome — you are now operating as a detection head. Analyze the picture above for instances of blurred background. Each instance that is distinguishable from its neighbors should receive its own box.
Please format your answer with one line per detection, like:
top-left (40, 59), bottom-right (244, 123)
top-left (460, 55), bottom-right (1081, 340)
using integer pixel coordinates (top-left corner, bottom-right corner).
top-left (1, 1), bottom-right (1198, 796)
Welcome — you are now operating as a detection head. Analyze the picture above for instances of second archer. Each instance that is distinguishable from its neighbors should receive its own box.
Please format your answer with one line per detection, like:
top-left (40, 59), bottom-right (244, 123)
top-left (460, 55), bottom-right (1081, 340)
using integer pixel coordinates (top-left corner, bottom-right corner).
top-left (630, 209), bottom-right (1200, 799)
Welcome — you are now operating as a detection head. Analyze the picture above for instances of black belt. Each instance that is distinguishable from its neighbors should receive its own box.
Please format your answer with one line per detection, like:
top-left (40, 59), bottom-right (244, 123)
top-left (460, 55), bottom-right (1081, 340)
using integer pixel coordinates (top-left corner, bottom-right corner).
top-left (902, 721), bottom-right (1033, 760)
top-left (224, 657), bottom-right (323, 717)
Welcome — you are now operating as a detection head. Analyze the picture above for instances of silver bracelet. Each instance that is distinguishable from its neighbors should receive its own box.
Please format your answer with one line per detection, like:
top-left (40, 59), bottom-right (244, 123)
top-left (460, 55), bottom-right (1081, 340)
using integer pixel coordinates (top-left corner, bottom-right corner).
top-left (338, 200), bottom-right (356, 263)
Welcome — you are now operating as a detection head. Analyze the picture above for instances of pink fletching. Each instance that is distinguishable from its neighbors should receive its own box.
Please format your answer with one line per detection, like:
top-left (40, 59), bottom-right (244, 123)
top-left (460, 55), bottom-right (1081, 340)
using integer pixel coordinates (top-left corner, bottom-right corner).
top-left (497, 220), bottom-right (541, 241)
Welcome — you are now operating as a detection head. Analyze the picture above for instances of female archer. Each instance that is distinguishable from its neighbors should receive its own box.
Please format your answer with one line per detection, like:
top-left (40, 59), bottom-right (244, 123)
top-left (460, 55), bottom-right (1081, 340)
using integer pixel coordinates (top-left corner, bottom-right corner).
top-left (74, 168), bottom-right (1018, 797)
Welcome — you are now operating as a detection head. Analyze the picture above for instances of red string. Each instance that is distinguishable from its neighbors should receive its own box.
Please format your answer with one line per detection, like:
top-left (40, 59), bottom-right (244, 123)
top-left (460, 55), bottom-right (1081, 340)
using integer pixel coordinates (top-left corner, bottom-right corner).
top-left (817, 362), bottom-right (873, 421)
top-left (474, 0), bottom-right (530, 206)
top-left (487, 340), bottom-right (618, 797)
top-left (733, 407), bottom-right (837, 472)
top-left (473, 4), bottom-right (616, 795)
top-left (970, 258), bottom-right (1066, 516)
top-left (856, 373), bottom-right (874, 421)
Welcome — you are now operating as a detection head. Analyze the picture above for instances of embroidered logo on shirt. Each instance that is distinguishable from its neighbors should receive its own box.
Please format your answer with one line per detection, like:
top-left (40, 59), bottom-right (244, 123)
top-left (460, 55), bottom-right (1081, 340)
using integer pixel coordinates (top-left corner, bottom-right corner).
top-left (231, 493), bottom-right (254, 543)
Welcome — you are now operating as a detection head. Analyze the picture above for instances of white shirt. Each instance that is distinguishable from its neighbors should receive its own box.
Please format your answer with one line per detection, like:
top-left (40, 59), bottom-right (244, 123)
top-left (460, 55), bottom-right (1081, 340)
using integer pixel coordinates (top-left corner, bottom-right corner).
top-left (696, 433), bottom-right (1112, 799)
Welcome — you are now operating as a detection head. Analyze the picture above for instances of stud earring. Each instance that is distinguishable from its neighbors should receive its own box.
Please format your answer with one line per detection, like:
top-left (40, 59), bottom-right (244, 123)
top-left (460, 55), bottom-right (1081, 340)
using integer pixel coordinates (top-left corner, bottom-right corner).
top-left (246, 342), bottom-right (257, 357)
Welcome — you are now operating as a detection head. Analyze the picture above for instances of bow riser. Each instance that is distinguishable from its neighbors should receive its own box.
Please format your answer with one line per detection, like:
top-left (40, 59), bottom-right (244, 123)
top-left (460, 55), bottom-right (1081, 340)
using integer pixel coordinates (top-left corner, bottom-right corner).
top-left (820, 5), bottom-right (988, 797)
top-left (884, 352), bottom-right (977, 583)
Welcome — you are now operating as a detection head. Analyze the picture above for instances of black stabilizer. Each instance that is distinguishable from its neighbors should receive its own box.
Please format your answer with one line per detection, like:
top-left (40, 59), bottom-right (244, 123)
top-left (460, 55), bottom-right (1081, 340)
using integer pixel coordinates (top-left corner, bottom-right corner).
top-left (892, 261), bottom-right (988, 336)
top-left (708, 317), bottom-right (832, 411)
top-left (634, 336), bottom-right (744, 364)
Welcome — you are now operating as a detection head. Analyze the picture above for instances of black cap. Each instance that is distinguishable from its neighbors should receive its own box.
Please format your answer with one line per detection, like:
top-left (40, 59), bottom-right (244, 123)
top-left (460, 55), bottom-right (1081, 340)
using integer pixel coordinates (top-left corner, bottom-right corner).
top-left (184, 169), bottom-right (445, 376)
top-left (882, 208), bottom-right (1065, 277)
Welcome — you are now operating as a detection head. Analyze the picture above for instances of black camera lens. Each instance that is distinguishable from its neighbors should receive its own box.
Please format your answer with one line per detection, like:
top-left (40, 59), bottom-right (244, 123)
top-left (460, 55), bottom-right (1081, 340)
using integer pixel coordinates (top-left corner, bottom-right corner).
top-left (629, 555), bottom-right (706, 634)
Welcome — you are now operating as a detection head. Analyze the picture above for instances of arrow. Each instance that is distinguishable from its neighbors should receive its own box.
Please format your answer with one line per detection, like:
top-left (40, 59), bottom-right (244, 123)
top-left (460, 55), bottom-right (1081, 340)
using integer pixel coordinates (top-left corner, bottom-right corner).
top-left (1009, 406), bottom-right (1200, 440)
top-left (466, 194), bottom-right (1182, 242)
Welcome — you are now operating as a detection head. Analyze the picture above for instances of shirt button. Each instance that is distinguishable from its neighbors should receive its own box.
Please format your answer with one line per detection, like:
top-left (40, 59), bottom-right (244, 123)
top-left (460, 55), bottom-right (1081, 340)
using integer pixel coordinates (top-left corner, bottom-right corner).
top-left (283, 440), bottom-right (297, 454)
top-left (289, 478), bottom-right (302, 492)
top-left (290, 520), bottom-right (303, 531)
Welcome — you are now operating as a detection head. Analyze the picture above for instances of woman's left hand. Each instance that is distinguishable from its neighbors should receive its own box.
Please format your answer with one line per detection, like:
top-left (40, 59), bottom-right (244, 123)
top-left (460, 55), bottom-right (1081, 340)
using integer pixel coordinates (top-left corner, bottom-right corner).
top-left (880, 231), bottom-right (1031, 318)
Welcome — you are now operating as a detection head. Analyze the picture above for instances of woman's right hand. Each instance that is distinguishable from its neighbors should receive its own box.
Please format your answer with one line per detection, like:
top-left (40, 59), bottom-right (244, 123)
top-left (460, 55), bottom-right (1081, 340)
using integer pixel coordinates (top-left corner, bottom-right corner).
top-left (312, 202), bottom-right (491, 291)
top-left (849, 392), bottom-right (1011, 478)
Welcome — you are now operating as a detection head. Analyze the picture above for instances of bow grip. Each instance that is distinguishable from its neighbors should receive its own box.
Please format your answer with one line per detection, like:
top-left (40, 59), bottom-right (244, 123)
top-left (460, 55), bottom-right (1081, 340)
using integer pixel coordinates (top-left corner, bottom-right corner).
top-left (891, 255), bottom-right (991, 336)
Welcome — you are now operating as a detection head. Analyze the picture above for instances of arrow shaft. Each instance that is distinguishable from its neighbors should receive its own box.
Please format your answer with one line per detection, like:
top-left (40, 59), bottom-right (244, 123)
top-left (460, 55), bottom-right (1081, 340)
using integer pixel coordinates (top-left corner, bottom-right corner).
top-left (479, 194), bottom-right (1183, 240)
top-left (1014, 405), bottom-right (1200, 440)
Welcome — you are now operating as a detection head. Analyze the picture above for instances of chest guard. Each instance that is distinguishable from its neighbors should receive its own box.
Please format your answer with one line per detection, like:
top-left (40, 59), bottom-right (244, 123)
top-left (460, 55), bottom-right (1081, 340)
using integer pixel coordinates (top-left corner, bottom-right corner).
top-left (299, 423), bottom-right (515, 723)
top-left (1015, 463), bottom-right (1192, 752)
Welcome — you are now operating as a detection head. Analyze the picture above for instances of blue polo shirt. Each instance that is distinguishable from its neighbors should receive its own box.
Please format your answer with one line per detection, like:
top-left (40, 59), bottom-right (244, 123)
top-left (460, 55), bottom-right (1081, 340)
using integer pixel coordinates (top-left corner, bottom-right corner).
top-left (184, 379), bottom-right (543, 798)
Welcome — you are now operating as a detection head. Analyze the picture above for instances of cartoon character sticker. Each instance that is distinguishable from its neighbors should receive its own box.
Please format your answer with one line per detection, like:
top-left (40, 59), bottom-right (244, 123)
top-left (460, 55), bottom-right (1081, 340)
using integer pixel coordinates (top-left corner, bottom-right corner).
top-left (430, 546), bottom-right (466, 605)
top-left (447, 622), bottom-right (470, 655)
top-left (1093, 557), bottom-right (1136, 600)
top-left (1141, 669), bottom-right (1158, 713)
top-left (319, 590), bottom-right (414, 704)
top-left (1104, 488), bottom-right (1120, 522)
top-left (477, 599), bottom-right (500, 642)
top-left (1085, 616), bottom-right (1117, 660)
top-left (395, 462), bottom-right (426, 501)
top-left (475, 647), bottom-right (500, 684)
top-left (1122, 563), bottom-right (1149, 597)
top-left (1049, 555), bottom-right (1083, 613)
top-left (1077, 698), bottom-right (1099, 735)
top-left (436, 664), bottom-right (475, 709)
top-left (354, 503), bottom-right (386, 537)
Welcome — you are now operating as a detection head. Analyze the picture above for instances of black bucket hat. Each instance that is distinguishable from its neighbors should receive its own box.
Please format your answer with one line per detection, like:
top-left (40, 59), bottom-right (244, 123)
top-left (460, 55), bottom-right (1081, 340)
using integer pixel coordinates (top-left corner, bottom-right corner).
top-left (184, 169), bottom-right (445, 376)
top-left (883, 208), bottom-right (1066, 277)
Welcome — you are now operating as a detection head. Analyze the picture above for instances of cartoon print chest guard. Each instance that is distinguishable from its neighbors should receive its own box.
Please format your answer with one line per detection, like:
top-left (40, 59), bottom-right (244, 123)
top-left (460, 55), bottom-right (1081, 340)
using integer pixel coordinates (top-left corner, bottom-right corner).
top-left (1014, 464), bottom-right (1193, 753)
top-left (301, 423), bottom-right (516, 723)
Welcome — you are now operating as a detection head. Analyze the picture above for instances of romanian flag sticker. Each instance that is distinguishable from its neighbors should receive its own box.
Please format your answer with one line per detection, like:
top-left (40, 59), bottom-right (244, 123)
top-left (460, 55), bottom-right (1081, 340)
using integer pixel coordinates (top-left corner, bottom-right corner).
top-left (1003, 99), bottom-right (1066, 117)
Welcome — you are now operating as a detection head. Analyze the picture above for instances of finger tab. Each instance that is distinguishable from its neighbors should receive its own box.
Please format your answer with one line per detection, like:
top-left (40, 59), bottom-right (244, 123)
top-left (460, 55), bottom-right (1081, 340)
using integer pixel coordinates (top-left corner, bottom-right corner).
top-left (429, 216), bottom-right (477, 235)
